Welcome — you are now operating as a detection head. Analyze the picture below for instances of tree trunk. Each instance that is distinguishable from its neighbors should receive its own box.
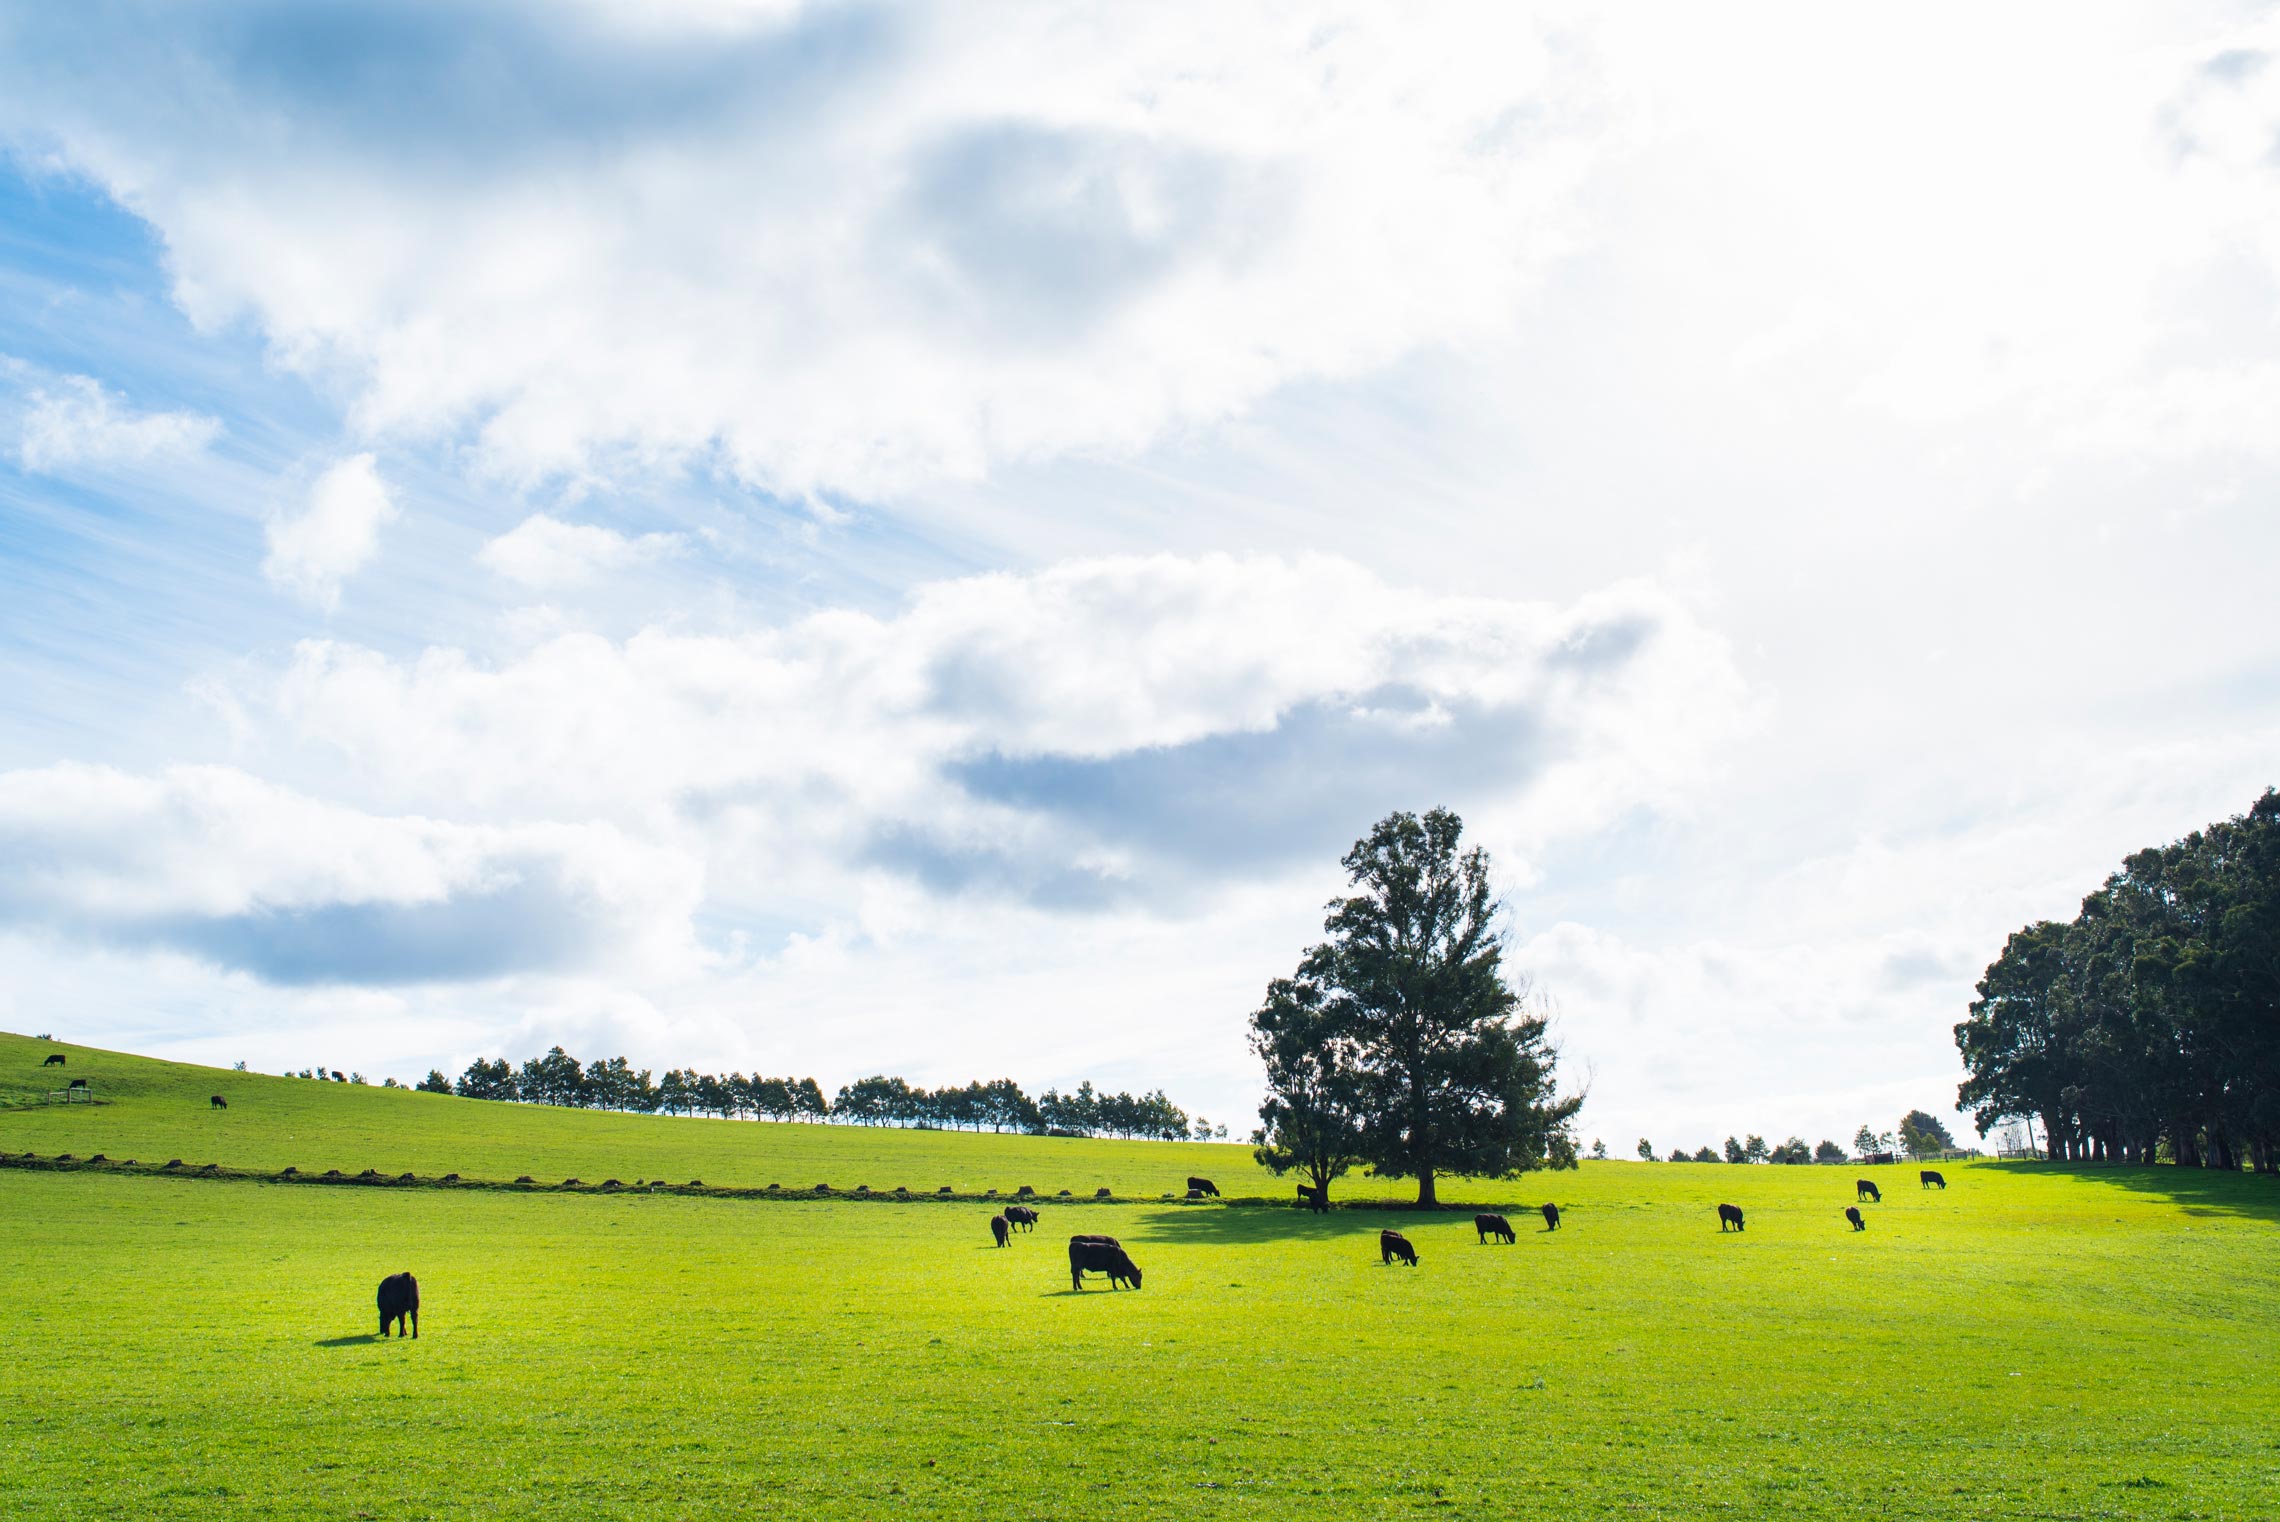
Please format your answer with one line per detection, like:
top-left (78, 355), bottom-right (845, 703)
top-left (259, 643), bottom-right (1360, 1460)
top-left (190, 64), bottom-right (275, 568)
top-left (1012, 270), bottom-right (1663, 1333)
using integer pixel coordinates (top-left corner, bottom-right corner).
top-left (1415, 1169), bottom-right (1438, 1209)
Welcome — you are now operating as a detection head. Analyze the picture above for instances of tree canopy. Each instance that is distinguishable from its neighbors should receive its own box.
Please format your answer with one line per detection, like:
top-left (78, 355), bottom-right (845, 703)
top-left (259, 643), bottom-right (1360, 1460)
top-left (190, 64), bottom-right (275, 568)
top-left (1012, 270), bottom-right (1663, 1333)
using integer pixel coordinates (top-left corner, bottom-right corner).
top-left (1250, 807), bottom-right (1579, 1207)
top-left (1956, 790), bottom-right (2280, 1171)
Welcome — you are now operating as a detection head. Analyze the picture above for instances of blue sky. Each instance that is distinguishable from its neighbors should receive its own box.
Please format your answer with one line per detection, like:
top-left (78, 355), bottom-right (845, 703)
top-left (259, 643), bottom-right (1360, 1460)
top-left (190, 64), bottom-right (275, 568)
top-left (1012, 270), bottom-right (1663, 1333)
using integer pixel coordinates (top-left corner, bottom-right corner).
top-left (4, 2), bottom-right (2279, 1150)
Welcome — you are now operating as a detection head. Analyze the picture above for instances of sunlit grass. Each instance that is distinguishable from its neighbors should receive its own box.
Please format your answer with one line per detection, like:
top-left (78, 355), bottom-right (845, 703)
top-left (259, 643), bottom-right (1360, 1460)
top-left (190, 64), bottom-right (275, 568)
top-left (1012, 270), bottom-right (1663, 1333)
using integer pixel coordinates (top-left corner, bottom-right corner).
top-left (3, 1028), bottom-right (2275, 1519)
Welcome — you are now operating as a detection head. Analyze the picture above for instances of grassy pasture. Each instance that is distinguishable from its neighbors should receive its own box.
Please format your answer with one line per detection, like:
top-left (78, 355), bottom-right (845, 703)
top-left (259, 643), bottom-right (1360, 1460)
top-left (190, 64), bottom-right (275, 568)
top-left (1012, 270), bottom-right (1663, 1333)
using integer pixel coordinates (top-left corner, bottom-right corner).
top-left (3, 1040), bottom-right (2278, 1518)
top-left (0, 1032), bottom-right (1283, 1200)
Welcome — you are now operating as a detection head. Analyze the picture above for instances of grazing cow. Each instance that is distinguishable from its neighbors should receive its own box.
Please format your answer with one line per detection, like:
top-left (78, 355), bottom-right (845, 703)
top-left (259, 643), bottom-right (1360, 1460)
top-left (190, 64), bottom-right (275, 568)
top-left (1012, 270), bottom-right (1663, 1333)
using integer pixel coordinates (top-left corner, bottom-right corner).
top-left (1380, 1229), bottom-right (1418, 1267)
top-left (1475, 1213), bottom-right (1516, 1244)
top-left (1541, 1202), bottom-right (1562, 1231)
top-left (1068, 1236), bottom-right (1142, 1291)
top-left (1856, 1179), bottom-right (1881, 1203)
top-left (377, 1272), bottom-right (420, 1339)
top-left (67, 1078), bottom-right (88, 1090)
top-left (210, 1095), bottom-right (228, 1110)
top-left (331, 1071), bottom-right (345, 1083)
top-left (42, 1054), bottom-right (64, 1067)
top-left (1186, 1176), bottom-right (1220, 1198)
top-left (1920, 1170), bottom-right (1947, 1190)
top-left (1845, 1206), bottom-right (1865, 1231)
top-left (990, 1215), bottom-right (1010, 1248)
top-left (1004, 1205), bottom-right (1038, 1231)
top-left (1717, 1203), bottom-right (1745, 1232)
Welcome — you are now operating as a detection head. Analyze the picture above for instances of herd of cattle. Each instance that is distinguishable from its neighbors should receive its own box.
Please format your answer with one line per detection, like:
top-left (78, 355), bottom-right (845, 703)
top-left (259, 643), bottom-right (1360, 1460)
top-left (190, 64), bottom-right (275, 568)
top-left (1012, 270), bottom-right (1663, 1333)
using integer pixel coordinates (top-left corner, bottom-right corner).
top-left (989, 1170), bottom-right (1955, 1289)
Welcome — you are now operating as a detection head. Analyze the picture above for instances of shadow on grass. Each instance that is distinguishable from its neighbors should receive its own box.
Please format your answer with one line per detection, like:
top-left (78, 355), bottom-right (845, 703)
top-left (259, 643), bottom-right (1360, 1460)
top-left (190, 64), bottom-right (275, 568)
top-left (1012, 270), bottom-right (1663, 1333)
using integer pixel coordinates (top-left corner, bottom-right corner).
top-left (1977, 1160), bottom-right (2280, 1223)
top-left (313, 1334), bottom-right (379, 1348)
top-left (1121, 1205), bottom-right (1448, 1248)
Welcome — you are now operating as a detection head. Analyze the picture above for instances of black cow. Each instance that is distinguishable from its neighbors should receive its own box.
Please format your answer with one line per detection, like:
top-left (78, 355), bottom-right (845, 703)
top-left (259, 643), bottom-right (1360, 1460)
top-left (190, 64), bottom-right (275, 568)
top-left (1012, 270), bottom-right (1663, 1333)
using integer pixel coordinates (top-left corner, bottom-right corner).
top-left (1540, 1202), bottom-right (1562, 1231)
top-left (1856, 1179), bottom-right (1881, 1203)
top-left (1717, 1203), bottom-right (1745, 1232)
top-left (1475, 1213), bottom-right (1515, 1244)
top-left (1380, 1229), bottom-right (1418, 1266)
top-left (1186, 1176), bottom-right (1219, 1197)
top-left (377, 1272), bottom-right (419, 1339)
top-left (42, 1053), bottom-right (65, 1066)
top-left (209, 1095), bottom-right (228, 1110)
top-left (990, 1214), bottom-right (1010, 1248)
top-left (1068, 1237), bottom-right (1141, 1291)
top-left (1920, 1170), bottom-right (1947, 1190)
top-left (1004, 1205), bottom-right (1038, 1231)
top-left (1296, 1184), bottom-right (1328, 1213)
top-left (1845, 1206), bottom-right (1865, 1231)
top-left (67, 1078), bottom-right (88, 1090)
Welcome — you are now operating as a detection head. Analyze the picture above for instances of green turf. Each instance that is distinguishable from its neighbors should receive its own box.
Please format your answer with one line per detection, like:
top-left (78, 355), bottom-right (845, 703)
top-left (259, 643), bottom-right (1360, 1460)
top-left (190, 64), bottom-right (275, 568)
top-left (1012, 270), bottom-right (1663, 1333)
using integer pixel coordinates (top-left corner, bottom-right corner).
top-left (3, 1031), bottom-right (2276, 1519)
top-left (0, 1030), bottom-right (1281, 1201)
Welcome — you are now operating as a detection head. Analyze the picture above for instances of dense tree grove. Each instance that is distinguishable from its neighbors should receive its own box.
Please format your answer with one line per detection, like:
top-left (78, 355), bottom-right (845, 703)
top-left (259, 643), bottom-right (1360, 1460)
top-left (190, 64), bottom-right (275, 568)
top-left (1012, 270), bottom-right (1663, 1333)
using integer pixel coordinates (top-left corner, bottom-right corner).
top-left (427, 1044), bottom-right (1215, 1138)
top-left (1955, 791), bottom-right (2280, 1172)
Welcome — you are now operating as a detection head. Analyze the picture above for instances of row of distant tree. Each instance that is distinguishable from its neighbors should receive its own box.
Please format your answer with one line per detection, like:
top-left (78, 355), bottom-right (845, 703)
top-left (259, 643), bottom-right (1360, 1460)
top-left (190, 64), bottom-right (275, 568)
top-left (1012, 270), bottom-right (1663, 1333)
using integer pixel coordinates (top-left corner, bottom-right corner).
top-left (1956, 790), bottom-right (2280, 1172)
top-left (1618, 1113), bottom-right (1960, 1164)
top-left (409, 1046), bottom-right (1226, 1141)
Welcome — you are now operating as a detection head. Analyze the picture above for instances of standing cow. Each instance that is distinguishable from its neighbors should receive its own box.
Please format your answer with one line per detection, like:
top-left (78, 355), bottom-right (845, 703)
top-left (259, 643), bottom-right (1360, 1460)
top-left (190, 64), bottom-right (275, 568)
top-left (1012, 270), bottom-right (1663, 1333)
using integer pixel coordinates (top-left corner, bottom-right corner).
top-left (1296, 1184), bottom-right (1329, 1214)
top-left (1845, 1206), bottom-right (1865, 1231)
top-left (990, 1214), bottom-right (1010, 1247)
top-left (1004, 1205), bottom-right (1038, 1232)
top-left (1540, 1202), bottom-right (1562, 1231)
top-left (1475, 1213), bottom-right (1516, 1244)
top-left (377, 1272), bottom-right (420, 1339)
top-left (209, 1095), bottom-right (228, 1110)
top-left (1717, 1203), bottom-right (1745, 1232)
top-left (1920, 1170), bottom-right (1947, 1190)
top-left (1067, 1237), bottom-right (1142, 1291)
top-left (1856, 1179), bottom-right (1881, 1203)
top-left (1186, 1176), bottom-right (1219, 1198)
top-left (1380, 1229), bottom-right (1418, 1266)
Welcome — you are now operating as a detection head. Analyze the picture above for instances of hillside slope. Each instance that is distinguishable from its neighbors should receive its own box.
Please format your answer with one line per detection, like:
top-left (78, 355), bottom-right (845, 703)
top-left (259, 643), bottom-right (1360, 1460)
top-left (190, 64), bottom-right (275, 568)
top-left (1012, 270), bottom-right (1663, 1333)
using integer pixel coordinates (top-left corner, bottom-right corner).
top-left (0, 1030), bottom-right (1283, 1197)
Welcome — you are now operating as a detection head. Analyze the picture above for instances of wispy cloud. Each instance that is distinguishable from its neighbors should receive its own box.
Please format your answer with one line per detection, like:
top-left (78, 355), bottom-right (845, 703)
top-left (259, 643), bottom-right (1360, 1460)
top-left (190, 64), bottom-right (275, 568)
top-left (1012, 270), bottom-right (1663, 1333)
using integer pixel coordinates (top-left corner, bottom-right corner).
top-left (478, 514), bottom-right (688, 588)
top-left (262, 453), bottom-right (397, 609)
top-left (8, 370), bottom-right (219, 472)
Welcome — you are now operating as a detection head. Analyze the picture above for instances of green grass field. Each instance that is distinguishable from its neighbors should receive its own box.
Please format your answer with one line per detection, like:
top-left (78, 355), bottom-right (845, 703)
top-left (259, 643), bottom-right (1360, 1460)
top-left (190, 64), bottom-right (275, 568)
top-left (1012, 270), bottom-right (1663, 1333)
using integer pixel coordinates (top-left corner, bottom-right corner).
top-left (3, 1032), bottom-right (2277, 1520)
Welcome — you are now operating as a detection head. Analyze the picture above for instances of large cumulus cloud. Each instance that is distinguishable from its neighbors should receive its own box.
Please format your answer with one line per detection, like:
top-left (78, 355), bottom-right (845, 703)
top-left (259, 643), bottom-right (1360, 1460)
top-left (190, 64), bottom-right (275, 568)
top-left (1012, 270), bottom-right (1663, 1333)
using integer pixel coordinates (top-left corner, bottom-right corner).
top-left (0, 1), bottom-right (1605, 498)
top-left (0, 763), bottom-right (700, 983)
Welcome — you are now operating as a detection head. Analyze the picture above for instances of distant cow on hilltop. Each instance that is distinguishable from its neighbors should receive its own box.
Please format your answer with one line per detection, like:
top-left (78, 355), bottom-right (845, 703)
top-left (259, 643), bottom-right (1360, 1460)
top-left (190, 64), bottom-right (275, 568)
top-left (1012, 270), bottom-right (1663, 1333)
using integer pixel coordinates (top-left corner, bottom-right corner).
top-left (42, 1054), bottom-right (64, 1066)
top-left (377, 1272), bottom-right (419, 1339)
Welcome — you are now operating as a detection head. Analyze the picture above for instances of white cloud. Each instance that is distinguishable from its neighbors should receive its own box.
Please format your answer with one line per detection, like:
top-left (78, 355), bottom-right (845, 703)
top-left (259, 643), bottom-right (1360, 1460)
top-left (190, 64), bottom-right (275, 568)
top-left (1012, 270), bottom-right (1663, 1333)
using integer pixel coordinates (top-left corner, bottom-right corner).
top-left (0, 762), bottom-right (698, 984)
top-left (10, 372), bottom-right (219, 472)
top-left (0, 4), bottom-right (1606, 498)
top-left (258, 555), bottom-right (1748, 909)
top-left (261, 453), bottom-right (397, 609)
top-left (477, 514), bottom-right (689, 588)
